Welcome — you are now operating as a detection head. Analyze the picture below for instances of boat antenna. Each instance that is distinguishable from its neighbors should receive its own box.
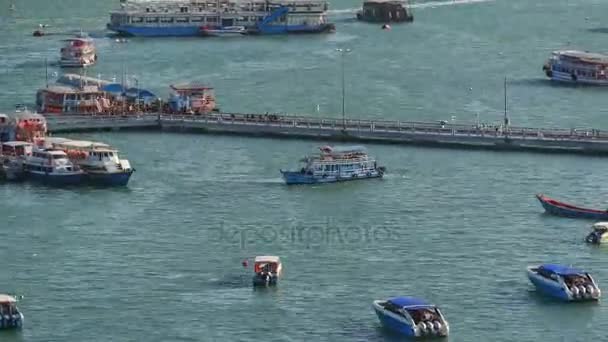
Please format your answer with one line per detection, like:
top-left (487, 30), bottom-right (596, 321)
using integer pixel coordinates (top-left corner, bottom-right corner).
top-left (504, 76), bottom-right (509, 132)
top-left (44, 57), bottom-right (48, 88)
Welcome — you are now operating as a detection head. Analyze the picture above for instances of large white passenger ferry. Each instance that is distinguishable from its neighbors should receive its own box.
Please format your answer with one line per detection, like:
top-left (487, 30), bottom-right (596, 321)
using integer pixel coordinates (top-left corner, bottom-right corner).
top-left (107, 0), bottom-right (335, 37)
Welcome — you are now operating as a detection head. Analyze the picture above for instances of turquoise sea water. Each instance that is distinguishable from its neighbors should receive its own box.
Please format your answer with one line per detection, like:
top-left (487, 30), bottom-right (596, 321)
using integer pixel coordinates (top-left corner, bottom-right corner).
top-left (2, 0), bottom-right (608, 341)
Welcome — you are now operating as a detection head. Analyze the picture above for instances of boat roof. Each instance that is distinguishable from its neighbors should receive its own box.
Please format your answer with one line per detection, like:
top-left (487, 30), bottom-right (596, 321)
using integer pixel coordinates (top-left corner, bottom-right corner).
top-left (388, 296), bottom-right (433, 308)
top-left (320, 145), bottom-right (367, 154)
top-left (593, 222), bottom-right (608, 228)
top-left (56, 140), bottom-right (110, 149)
top-left (539, 264), bottom-right (585, 276)
top-left (554, 50), bottom-right (608, 63)
top-left (171, 83), bottom-right (214, 91)
top-left (43, 85), bottom-right (102, 94)
top-left (254, 256), bottom-right (281, 263)
top-left (0, 113), bottom-right (8, 119)
top-left (11, 110), bottom-right (45, 121)
top-left (0, 294), bottom-right (17, 303)
top-left (46, 149), bottom-right (67, 155)
top-left (2, 141), bottom-right (32, 147)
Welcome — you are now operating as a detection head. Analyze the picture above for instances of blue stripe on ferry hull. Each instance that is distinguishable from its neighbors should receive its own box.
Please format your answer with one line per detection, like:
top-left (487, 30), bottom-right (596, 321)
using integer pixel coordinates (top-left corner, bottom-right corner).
top-left (87, 171), bottom-right (133, 187)
top-left (255, 24), bottom-right (335, 35)
top-left (374, 308), bottom-right (416, 337)
top-left (108, 24), bottom-right (335, 37)
top-left (108, 24), bottom-right (201, 37)
top-left (281, 171), bottom-right (383, 185)
top-left (548, 71), bottom-right (608, 86)
top-left (26, 171), bottom-right (85, 186)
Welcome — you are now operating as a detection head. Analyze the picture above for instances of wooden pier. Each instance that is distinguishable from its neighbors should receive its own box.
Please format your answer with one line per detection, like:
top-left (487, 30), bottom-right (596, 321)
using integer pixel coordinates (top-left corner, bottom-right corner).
top-left (45, 113), bottom-right (608, 155)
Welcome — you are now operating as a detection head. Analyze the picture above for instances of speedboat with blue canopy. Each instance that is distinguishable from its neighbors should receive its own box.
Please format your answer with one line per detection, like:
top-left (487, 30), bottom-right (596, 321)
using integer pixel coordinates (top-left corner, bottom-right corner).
top-left (280, 145), bottom-right (386, 185)
top-left (527, 264), bottom-right (601, 301)
top-left (373, 296), bottom-right (449, 337)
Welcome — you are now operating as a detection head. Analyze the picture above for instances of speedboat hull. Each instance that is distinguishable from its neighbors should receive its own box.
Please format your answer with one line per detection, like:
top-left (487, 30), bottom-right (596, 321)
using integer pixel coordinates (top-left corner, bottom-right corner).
top-left (373, 302), bottom-right (416, 337)
top-left (0, 312), bottom-right (23, 329)
top-left (86, 170), bottom-right (133, 187)
top-left (281, 169), bottom-right (384, 185)
top-left (536, 194), bottom-right (608, 220)
top-left (252, 274), bottom-right (278, 287)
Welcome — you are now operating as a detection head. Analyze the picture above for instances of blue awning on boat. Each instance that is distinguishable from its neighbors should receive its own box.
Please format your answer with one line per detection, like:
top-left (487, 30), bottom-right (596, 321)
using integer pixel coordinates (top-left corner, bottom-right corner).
top-left (540, 264), bottom-right (585, 275)
top-left (125, 87), bottom-right (156, 99)
top-left (101, 83), bottom-right (126, 94)
top-left (388, 297), bottom-right (432, 308)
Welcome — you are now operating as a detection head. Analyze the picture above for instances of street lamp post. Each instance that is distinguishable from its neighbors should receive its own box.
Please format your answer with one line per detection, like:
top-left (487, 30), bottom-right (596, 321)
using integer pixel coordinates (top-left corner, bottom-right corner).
top-left (336, 48), bottom-right (351, 130)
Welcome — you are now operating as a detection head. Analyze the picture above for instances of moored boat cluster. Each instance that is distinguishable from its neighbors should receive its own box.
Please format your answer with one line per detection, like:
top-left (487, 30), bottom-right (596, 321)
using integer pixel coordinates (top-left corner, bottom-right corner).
top-left (0, 110), bottom-right (134, 187)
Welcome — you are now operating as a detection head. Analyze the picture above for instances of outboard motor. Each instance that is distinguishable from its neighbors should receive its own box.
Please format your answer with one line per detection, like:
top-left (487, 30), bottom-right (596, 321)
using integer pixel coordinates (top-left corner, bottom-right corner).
top-left (433, 321), bottom-right (442, 332)
top-left (586, 231), bottom-right (600, 244)
top-left (418, 322), bottom-right (427, 335)
top-left (425, 321), bottom-right (435, 334)
top-left (570, 286), bottom-right (579, 297)
top-left (579, 286), bottom-right (587, 297)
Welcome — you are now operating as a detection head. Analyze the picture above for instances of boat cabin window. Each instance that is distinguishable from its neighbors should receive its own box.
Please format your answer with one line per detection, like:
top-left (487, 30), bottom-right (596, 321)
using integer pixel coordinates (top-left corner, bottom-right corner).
top-left (176, 17), bottom-right (189, 23)
top-left (207, 16), bottom-right (218, 23)
top-left (145, 17), bottom-right (159, 23)
top-left (131, 17), bottom-right (143, 23)
top-left (180, 6), bottom-right (188, 13)
top-left (191, 17), bottom-right (204, 22)
top-left (52, 154), bottom-right (65, 159)
top-left (383, 301), bottom-right (406, 317)
top-left (160, 17), bottom-right (174, 23)
top-left (536, 268), bottom-right (557, 280)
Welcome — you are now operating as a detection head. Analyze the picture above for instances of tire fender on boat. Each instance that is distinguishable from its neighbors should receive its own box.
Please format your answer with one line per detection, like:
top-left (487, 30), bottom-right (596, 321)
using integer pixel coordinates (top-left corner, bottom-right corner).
top-left (571, 73), bottom-right (577, 81)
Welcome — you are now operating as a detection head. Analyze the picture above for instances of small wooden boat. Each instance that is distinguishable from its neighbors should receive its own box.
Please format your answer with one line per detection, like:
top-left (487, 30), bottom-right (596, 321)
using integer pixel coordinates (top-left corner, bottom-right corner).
top-left (536, 194), bottom-right (608, 220)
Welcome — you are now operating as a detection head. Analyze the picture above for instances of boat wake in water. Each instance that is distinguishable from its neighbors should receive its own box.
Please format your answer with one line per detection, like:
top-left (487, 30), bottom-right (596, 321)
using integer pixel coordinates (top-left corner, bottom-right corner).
top-left (329, 0), bottom-right (495, 15)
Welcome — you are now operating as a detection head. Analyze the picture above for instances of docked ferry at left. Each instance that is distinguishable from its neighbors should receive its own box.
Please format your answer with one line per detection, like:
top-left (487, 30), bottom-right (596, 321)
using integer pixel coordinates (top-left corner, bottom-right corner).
top-left (107, 0), bottom-right (335, 37)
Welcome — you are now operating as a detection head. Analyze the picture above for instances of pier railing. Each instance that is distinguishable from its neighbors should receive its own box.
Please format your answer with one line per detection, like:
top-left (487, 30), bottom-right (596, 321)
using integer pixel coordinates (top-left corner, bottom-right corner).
top-left (45, 112), bottom-right (608, 142)
top-left (159, 113), bottom-right (608, 142)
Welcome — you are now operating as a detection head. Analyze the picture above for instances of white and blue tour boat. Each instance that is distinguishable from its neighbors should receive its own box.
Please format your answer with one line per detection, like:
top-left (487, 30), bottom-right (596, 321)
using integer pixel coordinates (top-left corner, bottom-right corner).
top-left (107, 0), bottom-right (335, 37)
top-left (51, 139), bottom-right (134, 186)
top-left (373, 296), bottom-right (449, 338)
top-left (280, 145), bottom-right (385, 185)
top-left (23, 148), bottom-right (86, 186)
top-left (1, 141), bottom-right (33, 181)
top-left (543, 50), bottom-right (608, 85)
top-left (527, 264), bottom-right (601, 301)
top-left (0, 294), bottom-right (23, 330)
top-left (252, 256), bottom-right (282, 287)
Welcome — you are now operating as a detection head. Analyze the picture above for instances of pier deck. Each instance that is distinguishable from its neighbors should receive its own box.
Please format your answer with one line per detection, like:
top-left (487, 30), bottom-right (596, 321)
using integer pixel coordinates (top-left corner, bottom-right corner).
top-left (45, 113), bottom-right (608, 155)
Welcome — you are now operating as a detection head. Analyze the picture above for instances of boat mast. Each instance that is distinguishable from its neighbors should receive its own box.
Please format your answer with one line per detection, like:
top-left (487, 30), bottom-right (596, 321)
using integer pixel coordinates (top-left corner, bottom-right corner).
top-left (503, 77), bottom-right (509, 133)
top-left (44, 57), bottom-right (48, 88)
